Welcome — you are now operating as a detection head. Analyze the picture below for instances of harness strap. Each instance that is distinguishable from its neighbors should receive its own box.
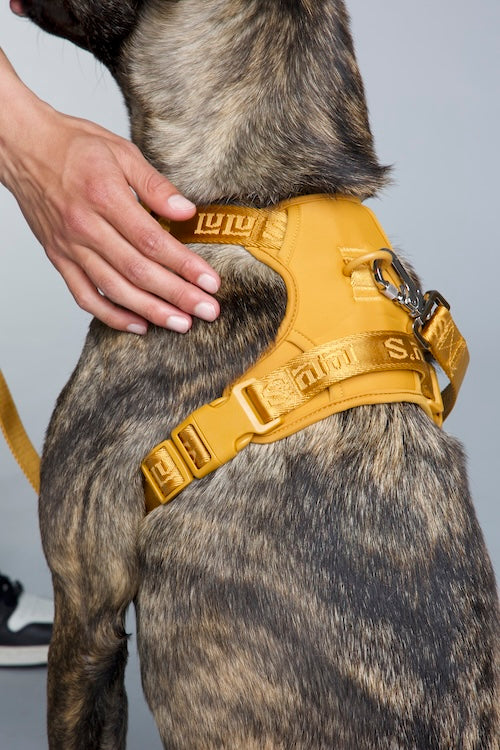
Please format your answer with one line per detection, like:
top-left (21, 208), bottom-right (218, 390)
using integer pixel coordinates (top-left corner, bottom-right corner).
top-left (0, 370), bottom-right (40, 494)
top-left (142, 330), bottom-right (442, 511)
top-left (420, 306), bottom-right (469, 419)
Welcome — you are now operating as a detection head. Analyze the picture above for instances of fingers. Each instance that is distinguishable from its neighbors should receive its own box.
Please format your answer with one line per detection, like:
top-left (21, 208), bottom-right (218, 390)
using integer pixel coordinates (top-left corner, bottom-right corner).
top-left (53, 257), bottom-right (150, 334)
top-left (83, 227), bottom-right (221, 326)
top-left (82, 141), bottom-right (222, 309)
top-left (51, 239), bottom-right (220, 334)
top-left (100, 191), bottom-right (220, 291)
top-left (119, 141), bottom-right (197, 220)
top-left (9, 2), bottom-right (25, 17)
top-left (4, 102), bottom-right (222, 333)
top-left (55, 199), bottom-right (221, 326)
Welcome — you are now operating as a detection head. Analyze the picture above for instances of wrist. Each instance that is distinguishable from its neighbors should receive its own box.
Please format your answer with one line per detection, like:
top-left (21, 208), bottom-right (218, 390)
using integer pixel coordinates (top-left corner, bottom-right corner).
top-left (0, 51), bottom-right (54, 189)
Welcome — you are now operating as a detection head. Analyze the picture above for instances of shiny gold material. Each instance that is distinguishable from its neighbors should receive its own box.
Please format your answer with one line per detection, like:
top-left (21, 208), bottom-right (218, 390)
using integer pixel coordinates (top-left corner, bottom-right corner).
top-left (421, 306), bottom-right (470, 419)
top-left (177, 425), bottom-right (212, 470)
top-left (0, 198), bottom-right (468, 508)
top-left (142, 195), bottom-right (469, 511)
top-left (0, 370), bottom-right (40, 494)
top-left (0, 196), bottom-right (468, 509)
top-left (142, 441), bottom-right (194, 511)
top-left (245, 331), bottom-right (438, 421)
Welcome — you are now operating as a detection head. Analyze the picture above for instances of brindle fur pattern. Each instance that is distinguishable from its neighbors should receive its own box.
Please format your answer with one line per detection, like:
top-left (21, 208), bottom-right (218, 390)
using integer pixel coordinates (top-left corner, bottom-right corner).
top-left (19, 0), bottom-right (500, 747)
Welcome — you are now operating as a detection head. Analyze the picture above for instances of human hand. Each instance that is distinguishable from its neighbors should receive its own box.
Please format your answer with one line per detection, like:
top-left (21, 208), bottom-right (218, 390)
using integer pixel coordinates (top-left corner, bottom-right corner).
top-left (0, 52), bottom-right (220, 334)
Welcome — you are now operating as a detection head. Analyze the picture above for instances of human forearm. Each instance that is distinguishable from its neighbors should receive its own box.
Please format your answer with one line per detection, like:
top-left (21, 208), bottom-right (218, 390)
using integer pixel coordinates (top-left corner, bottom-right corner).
top-left (0, 47), bottom-right (51, 189)
top-left (0, 48), bottom-right (220, 332)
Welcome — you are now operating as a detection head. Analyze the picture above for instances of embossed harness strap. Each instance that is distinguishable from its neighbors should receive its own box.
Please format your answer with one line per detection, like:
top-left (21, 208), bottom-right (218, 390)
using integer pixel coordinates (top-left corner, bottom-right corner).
top-left (142, 195), bottom-right (469, 512)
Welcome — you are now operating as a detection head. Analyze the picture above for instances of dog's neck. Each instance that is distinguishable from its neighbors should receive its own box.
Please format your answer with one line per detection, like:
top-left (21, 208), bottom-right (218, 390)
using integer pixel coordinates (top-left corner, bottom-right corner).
top-left (118, 0), bottom-right (387, 207)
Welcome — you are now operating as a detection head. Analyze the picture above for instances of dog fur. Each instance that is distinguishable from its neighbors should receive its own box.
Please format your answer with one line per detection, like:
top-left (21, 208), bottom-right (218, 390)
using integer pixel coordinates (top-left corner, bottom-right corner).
top-left (20, 1), bottom-right (499, 748)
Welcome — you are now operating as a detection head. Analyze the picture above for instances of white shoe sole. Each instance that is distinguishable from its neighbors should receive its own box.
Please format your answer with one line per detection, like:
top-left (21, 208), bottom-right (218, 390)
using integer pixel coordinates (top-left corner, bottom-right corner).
top-left (7, 592), bottom-right (54, 631)
top-left (0, 644), bottom-right (49, 667)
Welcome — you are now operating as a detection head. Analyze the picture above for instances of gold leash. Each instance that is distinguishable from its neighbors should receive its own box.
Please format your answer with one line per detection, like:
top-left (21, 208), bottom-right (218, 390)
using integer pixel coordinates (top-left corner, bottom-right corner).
top-left (0, 370), bottom-right (40, 494)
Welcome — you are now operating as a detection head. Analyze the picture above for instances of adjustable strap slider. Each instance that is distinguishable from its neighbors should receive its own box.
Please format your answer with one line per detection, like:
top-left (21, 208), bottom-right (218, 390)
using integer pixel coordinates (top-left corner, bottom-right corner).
top-left (141, 379), bottom-right (282, 510)
top-left (142, 439), bottom-right (194, 511)
top-left (172, 379), bottom-right (282, 477)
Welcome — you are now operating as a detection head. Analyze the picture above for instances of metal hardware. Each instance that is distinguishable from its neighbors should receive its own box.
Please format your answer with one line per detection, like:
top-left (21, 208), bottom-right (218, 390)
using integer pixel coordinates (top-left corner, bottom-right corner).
top-left (411, 290), bottom-right (450, 349)
top-left (373, 249), bottom-right (449, 349)
top-left (373, 249), bottom-right (426, 315)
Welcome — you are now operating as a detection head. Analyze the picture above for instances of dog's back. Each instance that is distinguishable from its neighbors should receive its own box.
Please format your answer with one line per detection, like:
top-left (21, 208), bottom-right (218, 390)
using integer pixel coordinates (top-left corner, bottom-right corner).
top-left (21, 0), bottom-right (500, 747)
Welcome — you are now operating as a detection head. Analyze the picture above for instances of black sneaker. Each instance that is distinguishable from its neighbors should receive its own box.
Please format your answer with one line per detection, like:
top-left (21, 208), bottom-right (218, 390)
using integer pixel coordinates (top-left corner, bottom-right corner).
top-left (0, 574), bottom-right (53, 667)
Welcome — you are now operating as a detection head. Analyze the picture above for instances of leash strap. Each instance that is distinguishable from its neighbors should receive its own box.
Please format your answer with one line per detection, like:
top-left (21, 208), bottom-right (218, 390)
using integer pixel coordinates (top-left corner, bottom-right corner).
top-left (420, 306), bottom-right (469, 419)
top-left (371, 249), bottom-right (469, 420)
top-left (0, 370), bottom-right (40, 494)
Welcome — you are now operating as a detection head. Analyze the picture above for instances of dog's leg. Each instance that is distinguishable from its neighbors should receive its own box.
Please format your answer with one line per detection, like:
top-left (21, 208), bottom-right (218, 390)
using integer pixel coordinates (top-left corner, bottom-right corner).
top-left (40, 508), bottom-right (139, 750)
top-left (46, 586), bottom-right (129, 750)
top-left (38, 332), bottom-right (147, 749)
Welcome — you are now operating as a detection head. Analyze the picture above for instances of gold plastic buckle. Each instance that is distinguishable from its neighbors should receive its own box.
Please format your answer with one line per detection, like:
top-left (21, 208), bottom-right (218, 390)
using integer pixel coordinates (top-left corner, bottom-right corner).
top-left (171, 379), bottom-right (282, 478)
top-left (141, 379), bottom-right (282, 508)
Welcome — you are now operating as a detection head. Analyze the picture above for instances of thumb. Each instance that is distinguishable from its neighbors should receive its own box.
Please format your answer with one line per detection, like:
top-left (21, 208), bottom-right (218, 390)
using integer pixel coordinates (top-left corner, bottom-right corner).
top-left (122, 145), bottom-right (196, 220)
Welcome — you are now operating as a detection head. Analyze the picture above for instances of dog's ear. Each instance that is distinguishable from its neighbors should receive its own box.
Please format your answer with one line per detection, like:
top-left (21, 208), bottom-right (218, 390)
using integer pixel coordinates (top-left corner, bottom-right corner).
top-left (21, 0), bottom-right (144, 71)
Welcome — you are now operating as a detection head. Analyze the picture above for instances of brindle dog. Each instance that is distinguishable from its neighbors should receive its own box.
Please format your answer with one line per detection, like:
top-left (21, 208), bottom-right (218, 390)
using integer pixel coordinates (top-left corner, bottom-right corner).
top-left (18, 1), bottom-right (499, 748)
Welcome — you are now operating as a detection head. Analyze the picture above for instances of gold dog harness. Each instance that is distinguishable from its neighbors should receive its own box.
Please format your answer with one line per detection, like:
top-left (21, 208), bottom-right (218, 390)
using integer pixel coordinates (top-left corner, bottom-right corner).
top-left (142, 195), bottom-right (469, 512)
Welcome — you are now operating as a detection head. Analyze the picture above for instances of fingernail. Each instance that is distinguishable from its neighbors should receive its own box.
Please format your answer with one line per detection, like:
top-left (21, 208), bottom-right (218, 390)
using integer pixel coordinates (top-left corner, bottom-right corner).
top-left (127, 323), bottom-right (147, 335)
top-left (166, 315), bottom-right (191, 333)
top-left (167, 194), bottom-right (196, 212)
top-left (194, 301), bottom-right (218, 322)
top-left (197, 273), bottom-right (220, 294)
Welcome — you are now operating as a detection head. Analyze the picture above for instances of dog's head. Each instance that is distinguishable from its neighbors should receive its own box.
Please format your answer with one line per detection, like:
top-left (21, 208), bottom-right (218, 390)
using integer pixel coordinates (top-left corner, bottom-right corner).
top-left (11, 0), bottom-right (144, 70)
top-left (14, 0), bottom-right (388, 204)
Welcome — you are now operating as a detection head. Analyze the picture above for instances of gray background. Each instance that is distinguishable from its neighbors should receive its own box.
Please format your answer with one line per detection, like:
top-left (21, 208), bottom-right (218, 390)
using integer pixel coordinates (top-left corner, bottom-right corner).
top-left (0, 1), bottom-right (498, 747)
